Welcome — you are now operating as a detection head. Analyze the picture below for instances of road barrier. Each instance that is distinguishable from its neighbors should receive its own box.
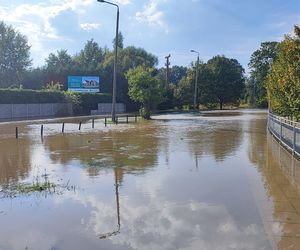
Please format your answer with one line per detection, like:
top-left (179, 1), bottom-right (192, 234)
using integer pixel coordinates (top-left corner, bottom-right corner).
top-left (14, 114), bottom-right (139, 139)
top-left (268, 112), bottom-right (300, 156)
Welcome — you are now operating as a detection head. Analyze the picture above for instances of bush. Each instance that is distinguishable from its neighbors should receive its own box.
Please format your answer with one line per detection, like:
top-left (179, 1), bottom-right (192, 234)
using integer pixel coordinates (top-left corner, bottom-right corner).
top-left (0, 89), bottom-right (66, 104)
top-left (74, 92), bottom-right (111, 114)
top-left (0, 89), bottom-right (112, 115)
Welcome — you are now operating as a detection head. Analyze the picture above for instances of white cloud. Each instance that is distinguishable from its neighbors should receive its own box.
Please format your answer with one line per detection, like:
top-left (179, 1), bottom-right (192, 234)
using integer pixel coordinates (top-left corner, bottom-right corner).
top-left (80, 22), bottom-right (101, 31)
top-left (0, 0), bottom-right (95, 65)
top-left (115, 0), bottom-right (132, 5)
top-left (51, 186), bottom-right (269, 250)
top-left (274, 21), bottom-right (287, 28)
top-left (135, 0), bottom-right (168, 33)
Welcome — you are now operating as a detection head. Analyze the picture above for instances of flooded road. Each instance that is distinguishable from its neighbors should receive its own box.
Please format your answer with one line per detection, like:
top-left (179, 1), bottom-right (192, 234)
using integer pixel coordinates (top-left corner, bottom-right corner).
top-left (0, 110), bottom-right (300, 249)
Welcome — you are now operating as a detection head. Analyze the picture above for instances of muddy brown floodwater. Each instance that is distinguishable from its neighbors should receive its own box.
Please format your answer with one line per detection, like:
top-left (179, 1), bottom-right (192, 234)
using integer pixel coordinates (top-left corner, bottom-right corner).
top-left (0, 110), bottom-right (300, 249)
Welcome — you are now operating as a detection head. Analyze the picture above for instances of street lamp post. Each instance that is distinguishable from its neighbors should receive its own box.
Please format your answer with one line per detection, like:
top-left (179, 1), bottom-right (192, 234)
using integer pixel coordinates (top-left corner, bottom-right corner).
top-left (97, 0), bottom-right (119, 122)
top-left (191, 50), bottom-right (199, 110)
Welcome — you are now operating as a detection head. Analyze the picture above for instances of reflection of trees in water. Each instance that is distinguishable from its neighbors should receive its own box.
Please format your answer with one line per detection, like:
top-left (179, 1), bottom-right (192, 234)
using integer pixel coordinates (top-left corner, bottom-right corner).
top-left (247, 119), bottom-right (268, 169)
top-left (186, 121), bottom-right (243, 162)
top-left (43, 123), bottom-right (161, 181)
top-left (248, 118), bottom-right (300, 199)
top-left (248, 118), bottom-right (300, 248)
top-left (0, 138), bottom-right (32, 186)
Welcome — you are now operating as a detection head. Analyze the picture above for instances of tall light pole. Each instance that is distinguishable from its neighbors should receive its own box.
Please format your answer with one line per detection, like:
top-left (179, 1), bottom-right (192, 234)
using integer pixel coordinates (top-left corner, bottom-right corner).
top-left (165, 54), bottom-right (171, 87)
top-left (97, 0), bottom-right (119, 122)
top-left (191, 50), bottom-right (199, 110)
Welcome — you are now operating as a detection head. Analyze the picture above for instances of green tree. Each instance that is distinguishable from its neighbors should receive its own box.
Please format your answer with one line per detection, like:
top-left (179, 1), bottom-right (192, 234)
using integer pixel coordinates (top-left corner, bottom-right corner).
top-left (21, 67), bottom-right (46, 89)
top-left (44, 49), bottom-right (74, 89)
top-left (267, 26), bottom-right (300, 119)
top-left (169, 66), bottom-right (188, 85)
top-left (73, 39), bottom-right (104, 74)
top-left (101, 45), bottom-right (158, 110)
top-left (126, 66), bottom-right (163, 119)
top-left (0, 22), bottom-right (31, 87)
top-left (248, 42), bottom-right (278, 107)
top-left (113, 32), bottom-right (124, 49)
top-left (197, 62), bottom-right (217, 108)
top-left (174, 69), bottom-right (195, 108)
top-left (205, 56), bottom-right (245, 110)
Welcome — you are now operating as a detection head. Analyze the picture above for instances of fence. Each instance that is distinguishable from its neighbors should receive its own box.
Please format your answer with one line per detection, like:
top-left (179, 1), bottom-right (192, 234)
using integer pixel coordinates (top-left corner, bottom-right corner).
top-left (268, 112), bottom-right (300, 156)
top-left (13, 114), bottom-right (139, 139)
top-left (0, 103), bottom-right (73, 120)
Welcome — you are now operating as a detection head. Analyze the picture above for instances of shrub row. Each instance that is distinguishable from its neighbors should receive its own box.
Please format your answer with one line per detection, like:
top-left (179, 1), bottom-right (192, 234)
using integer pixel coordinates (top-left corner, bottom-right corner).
top-left (0, 89), bottom-right (112, 114)
top-left (75, 92), bottom-right (111, 114)
top-left (0, 89), bottom-right (67, 104)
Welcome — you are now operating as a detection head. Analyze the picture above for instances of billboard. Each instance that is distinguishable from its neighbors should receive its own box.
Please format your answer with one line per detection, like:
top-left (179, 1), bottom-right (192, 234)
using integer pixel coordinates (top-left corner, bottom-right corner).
top-left (68, 76), bottom-right (100, 93)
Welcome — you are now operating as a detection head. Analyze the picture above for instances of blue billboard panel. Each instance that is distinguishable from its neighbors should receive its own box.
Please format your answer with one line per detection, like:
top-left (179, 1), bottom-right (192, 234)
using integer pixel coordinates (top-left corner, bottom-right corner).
top-left (68, 76), bottom-right (100, 93)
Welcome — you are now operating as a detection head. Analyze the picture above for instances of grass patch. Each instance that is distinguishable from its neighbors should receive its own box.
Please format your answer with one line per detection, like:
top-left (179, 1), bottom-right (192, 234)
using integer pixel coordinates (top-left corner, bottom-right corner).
top-left (0, 175), bottom-right (75, 199)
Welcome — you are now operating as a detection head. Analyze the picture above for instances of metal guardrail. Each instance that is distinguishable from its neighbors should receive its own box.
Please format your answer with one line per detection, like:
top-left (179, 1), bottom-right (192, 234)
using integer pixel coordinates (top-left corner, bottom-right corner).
top-left (268, 112), bottom-right (300, 156)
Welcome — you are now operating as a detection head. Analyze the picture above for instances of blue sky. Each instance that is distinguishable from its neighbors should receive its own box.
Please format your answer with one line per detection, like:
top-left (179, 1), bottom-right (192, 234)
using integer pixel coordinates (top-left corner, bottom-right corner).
top-left (0, 0), bottom-right (299, 71)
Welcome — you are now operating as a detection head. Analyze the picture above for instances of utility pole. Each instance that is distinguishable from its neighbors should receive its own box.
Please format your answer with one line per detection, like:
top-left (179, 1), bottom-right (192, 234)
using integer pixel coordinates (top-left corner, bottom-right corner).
top-left (97, 0), bottom-right (119, 122)
top-left (165, 54), bottom-right (171, 87)
top-left (191, 50), bottom-right (199, 110)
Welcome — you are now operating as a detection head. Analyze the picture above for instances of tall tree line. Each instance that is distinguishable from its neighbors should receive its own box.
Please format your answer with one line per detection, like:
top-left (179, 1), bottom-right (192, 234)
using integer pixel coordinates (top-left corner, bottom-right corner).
top-left (0, 21), bottom-right (246, 112)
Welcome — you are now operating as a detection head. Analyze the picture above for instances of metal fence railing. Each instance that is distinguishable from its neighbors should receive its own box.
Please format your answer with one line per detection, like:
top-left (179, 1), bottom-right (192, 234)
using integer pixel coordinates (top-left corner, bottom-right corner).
top-left (268, 113), bottom-right (300, 156)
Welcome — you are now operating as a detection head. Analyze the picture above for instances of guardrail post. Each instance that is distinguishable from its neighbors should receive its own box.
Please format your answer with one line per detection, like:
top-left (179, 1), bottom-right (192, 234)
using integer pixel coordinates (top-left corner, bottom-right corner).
top-left (293, 123), bottom-right (296, 154)
top-left (62, 122), bottom-right (65, 133)
top-left (92, 118), bottom-right (95, 129)
top-left (280, 118), bottom-right (282, 141)
top-left (79, 122), bottom-right (82, 130)
top-left (105, 117), bottom-right (107, 127)
top-left (15, 127), bottom-right (18, 139)
top-left (41, 125), bottom-right (44, 137)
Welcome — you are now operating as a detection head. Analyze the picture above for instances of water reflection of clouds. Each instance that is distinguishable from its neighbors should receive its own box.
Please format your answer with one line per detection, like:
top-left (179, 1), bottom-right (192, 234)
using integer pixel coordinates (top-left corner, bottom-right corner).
top-left (0, 113), bottom-right (275, 249)
top-left (54, 186), bottom-right (270, 250)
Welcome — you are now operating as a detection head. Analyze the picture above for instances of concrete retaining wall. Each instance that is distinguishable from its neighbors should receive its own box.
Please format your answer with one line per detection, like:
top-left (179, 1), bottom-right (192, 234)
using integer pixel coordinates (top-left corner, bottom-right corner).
top-left (91, 103), bottom-right (126, 115)
top-left (0, 103), bottom-right (73, 120)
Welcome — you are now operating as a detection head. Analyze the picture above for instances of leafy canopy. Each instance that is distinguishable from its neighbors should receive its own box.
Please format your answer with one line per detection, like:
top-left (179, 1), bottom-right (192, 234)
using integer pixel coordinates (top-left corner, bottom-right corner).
top-left (267, 25), bottom-right (300, 119)
top-left (247, 41), bottom-right (278, 107)
top-left (0, 21), bottom-right (31, 87)
top-left (126, 66), bottom-right (163, 119)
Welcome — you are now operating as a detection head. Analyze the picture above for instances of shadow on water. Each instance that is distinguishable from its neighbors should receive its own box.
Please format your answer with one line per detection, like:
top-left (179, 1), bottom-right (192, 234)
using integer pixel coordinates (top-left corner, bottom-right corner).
top-left (3, 111), bottom-right (298, 249)
top-left (186, 120), bottom-right (243, 162)
top-left (247, 118), bottom-right (300, 248)
top-left (42, 121), bottom-right (161, 180)
top-left (0, 137), bottom-right (32, 185)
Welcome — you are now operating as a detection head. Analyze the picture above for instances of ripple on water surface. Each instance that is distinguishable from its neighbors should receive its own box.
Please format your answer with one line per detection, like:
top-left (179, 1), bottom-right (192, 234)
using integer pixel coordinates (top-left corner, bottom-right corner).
top-left (1, 111), bottom-right (299, 249)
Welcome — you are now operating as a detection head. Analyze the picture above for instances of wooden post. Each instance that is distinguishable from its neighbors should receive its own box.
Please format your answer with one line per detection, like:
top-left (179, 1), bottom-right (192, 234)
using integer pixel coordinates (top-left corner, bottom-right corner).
top-left (62, 122), bottom-right (65, 133)
top-left (41, 125), bottom-right (44, 137)
top-left (92, 118), bottom-right (95, 129)
top-left (79, 122), bottom-right (82, 131)
top-left (16, 127), bottom-right (18, 139)
top-left (105, 117), bottom-right (107, 127)
top-left (126, 115), bottom-right (128, 124)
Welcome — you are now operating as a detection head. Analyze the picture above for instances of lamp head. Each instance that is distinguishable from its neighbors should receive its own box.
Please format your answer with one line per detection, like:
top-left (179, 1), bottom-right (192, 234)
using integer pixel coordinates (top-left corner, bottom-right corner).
top-left (97, 0), bottom-right (105, 2)
top-left (190, 50), bottom-right (195, 52)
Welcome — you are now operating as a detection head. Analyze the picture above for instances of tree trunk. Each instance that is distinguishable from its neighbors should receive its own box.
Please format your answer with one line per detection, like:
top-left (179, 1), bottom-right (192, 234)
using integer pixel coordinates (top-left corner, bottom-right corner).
top-left (141, 105), bottom-right (151, 120)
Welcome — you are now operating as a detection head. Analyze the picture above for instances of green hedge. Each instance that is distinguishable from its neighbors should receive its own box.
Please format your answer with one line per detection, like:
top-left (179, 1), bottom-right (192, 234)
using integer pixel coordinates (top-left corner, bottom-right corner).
top-left (75, 92), bottom-right (111, 114)
top-left (0, 89), bottom-right (67, 104)
top-left (0, 89), bottom-right (112, 115)
top-left (0, 89), bottom-right (110, 102)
